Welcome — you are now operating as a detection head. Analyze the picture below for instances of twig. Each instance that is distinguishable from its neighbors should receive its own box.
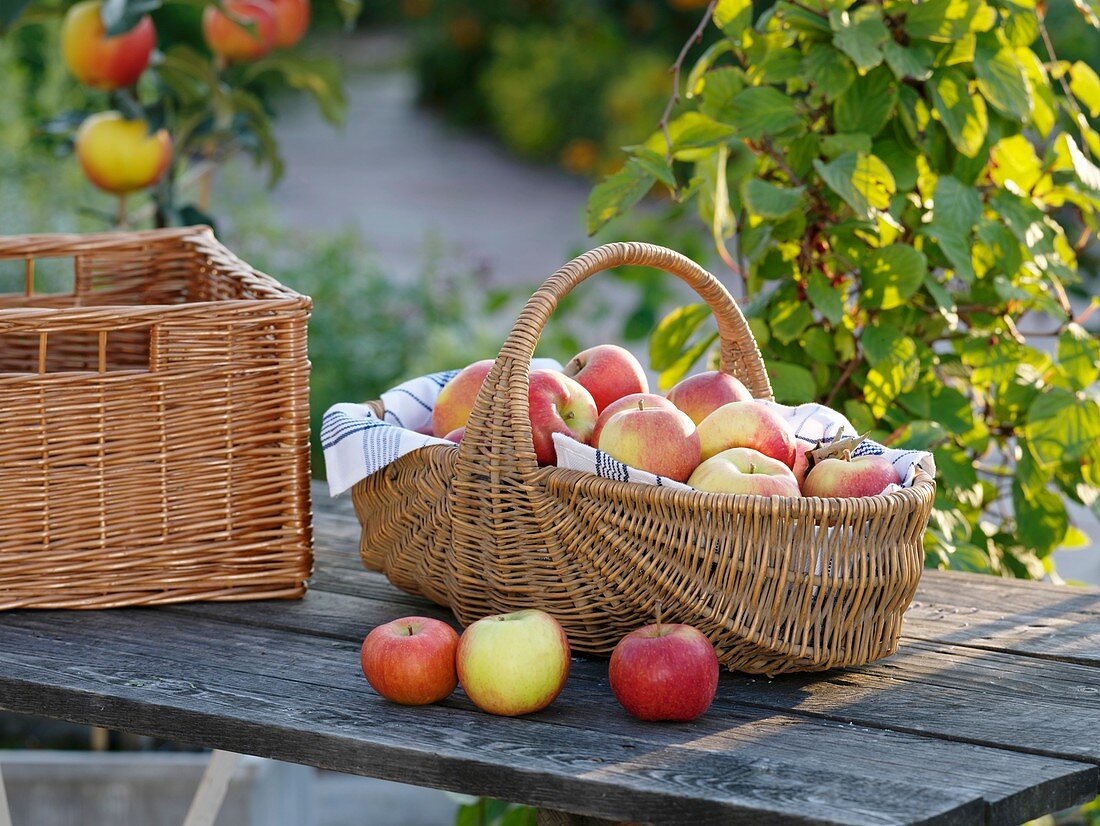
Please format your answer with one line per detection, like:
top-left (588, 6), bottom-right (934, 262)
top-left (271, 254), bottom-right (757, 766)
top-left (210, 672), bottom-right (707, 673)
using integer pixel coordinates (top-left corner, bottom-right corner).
top-left (659, 0), bottom-right (719, 159)
top-left (824, 355), bottom-right (860, 407)
top-left (1038, 12), bottom-right (1092, 161)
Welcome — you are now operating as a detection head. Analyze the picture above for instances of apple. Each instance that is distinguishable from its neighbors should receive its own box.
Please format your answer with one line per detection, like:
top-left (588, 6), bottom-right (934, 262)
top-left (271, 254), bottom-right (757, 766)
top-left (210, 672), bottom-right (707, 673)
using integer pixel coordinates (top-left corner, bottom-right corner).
top-left (360, 616), bottom-right (459, 706)
top-left (564, 344), bottom-right (648, 413)
top-left (432, 359), bottom-right (494, 437)
top-left (202, 0), bottom-right (277, 62)
top-left (456, 609), bottom-right (570, 716)
top-left (443, 426), bottom-right (465, 444)
top-left (802, 452), bottom-right (899, 498)
top-left (696, 401), bottom-right (796, 467)
top-left (791, 441), bottom-right (813, 489)
top-left (665, 371), bottom-right (753, 425)
top-left (61, 1), bottom-right (156, 91)
top-left (272, 0), bottom-right (310, 47)
top-left (75, 112), bottom-right (172, 195)
top-left (609, 622), bottom-right (718, 722)
top-left (597, 405), bottom-right (700, 482)
top-left (688, 447), bottom-right (801, 497)
top-left (590, 392), bottom-right (676, 445)
top-left (527, 369), bottom-right (598, 465)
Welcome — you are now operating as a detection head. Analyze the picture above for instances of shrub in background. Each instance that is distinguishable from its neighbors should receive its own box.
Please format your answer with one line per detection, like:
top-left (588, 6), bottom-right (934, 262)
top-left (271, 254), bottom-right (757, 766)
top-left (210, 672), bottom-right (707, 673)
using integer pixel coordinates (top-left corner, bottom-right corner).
top-left (591, 0), bottom-right (1100, 578)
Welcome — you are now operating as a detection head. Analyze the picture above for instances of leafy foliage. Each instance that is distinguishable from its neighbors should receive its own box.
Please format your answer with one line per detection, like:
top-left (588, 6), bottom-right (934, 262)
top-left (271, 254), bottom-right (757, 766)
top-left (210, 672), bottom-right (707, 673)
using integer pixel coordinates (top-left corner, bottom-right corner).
top-left (590, 0), bottom-right (1100, 578)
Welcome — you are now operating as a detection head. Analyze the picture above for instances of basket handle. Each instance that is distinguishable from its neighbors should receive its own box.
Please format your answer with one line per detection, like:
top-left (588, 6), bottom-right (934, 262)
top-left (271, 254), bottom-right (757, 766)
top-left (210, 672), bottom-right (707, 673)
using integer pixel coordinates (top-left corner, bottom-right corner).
top-left (457, 242), bottom-right (771, 476)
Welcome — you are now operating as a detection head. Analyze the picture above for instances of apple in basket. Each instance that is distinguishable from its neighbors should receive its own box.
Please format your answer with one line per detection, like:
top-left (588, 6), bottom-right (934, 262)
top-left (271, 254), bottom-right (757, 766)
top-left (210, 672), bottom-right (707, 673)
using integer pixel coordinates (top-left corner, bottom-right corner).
top-left (590, 392), bottom-right (677, 446)
top-left (696, 401), bottom-right (796, 468)
top-left (688, 448), bottom-right (801, 497)
top-left (665, 371), bottom-right (753, 425)
top-left (609, 619), bottom-right (718, 722)
top-left (564, 344), bottom-right (648, 413)
top-left (457, 609), bottom-right (570, 716)
top-left (597, 405), bottom-right (700, 483)
top-left (803, 452), bottom-right (899, 498)
top-left (527, 369), bottom-right (597, 465)
top-left (360, 617), bottom-right (459, 706)
top-left (432, 359), bottom-right (494, 438)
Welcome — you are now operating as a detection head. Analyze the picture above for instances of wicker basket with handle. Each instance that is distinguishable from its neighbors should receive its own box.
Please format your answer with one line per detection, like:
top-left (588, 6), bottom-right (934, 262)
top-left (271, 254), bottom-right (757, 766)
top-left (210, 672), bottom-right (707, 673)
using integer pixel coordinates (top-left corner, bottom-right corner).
top-left (0, 226), bottom-right (312, 609)
top-left (352, 242), bottom-right (935, 675)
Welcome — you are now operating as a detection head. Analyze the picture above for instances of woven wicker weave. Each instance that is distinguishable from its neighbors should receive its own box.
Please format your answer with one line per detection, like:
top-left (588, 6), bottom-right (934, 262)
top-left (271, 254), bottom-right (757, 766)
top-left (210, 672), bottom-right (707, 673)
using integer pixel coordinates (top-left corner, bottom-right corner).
top-left (353, 242), bottom-right (934, 675)
top-left (0, 226), bottom-right (312, 609)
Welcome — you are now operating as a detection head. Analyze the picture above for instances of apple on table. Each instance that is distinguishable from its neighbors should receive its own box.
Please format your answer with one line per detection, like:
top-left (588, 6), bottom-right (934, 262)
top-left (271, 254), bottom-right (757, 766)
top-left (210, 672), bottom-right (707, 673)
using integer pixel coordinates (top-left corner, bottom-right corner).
top-left (609, 621), bottom-right (719, 722)
top-left (360, 617), bottom-right (459, 706)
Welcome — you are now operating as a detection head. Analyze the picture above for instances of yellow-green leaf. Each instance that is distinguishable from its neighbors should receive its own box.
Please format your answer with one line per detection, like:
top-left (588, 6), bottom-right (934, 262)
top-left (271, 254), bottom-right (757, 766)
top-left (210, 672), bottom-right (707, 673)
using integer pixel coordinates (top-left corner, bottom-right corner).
top-left (974, 47), bottom-right (1032, 120)
top-left (813, 151), bottom-right (896, 219)
top-left (861, 244), bottom-right (928, 309)
top-left (1070, 60), bottom-right (1100, 117)
top-left (930, 68), bottom-right (988, 157)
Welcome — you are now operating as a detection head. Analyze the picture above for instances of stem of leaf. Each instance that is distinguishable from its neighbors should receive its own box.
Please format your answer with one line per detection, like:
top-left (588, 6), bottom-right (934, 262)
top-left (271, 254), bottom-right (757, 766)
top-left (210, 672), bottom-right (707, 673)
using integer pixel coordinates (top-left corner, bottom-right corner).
top-left (659, 0), bottom-right (718, 159)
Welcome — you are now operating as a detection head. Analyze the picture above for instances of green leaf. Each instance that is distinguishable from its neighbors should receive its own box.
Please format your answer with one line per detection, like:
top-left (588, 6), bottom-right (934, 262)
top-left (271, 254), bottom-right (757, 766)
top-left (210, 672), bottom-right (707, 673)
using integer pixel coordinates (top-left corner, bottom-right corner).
top-left (243, 54), bottom-right (348, 125)
top-left (974, 46), bottom-right (1032, 120)
top-left (767, 361), bottom-right (816, 404)
top-left (728, 87), bottom-right (803, 140)
top-left (834, 66), bottom-right (898, 136)
top-left (830, 6), bottom-right (889, 72)
top-left (861, 244), bottom-right (928, 309)
top-left (586, 161), bottom-right (655, 234)
top-left (0, 0), bottom-right (33, 29)
top-left (862, 323), bottom-right (902, 366)
top-left (650, 304), bottom-right (712, 371)
top-left (769, 295), bottom-right (814, 344)
top-left (665, 112), bottom-right (737, 151)
top-left (1069, 60), bottom-right (1100, 117)
top-left (715, 0), bottom-right (753, 40)
top-left (932, 175), bottom-right (982, 232)
top-left (658, 332), bottom-right (720, 391)
top-left (813, 151), bottom-right (896, 219)
top-left (741, 178), bottom-right (806, 218)
top-left (1003, 8), bottom-right (1039, 45)
top-left (624, 147), bottom-right (676, 189)
top-left (864, 336), bottom-right (919, 418)
top-left (803, 44), bottom-right (856, 101)
top-left (1024, 388), bottom-right (1100, 467)
top-left (1057, 323), bottom-right (1100, 391)
top-left (930, 68), bottom-right (988, 157)
top-left (882, 41), bottom-right (935, 81)
top-left (924, 224), bottom-right (975, 281)
top-left (698, 67), bottom-right (746, 123)
top-left (1013, 468), bottom-right (1069, 555)
top-left (806, 271), bottom-right (844, 324)
top-left (820, 132), bottom-right (872, 158)
top-left (101, 0), bottom-right (160, 36)
top-left (903, 0), bottom-right (983, 42)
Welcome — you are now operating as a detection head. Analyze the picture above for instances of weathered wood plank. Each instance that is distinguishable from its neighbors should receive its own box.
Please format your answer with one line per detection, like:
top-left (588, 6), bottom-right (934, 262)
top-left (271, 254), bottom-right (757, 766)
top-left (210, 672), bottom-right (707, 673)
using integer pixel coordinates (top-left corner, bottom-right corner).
top-left (0, 611), bottom-right (986, 826)
top-left (168, 589), bottom-right (1097, 826)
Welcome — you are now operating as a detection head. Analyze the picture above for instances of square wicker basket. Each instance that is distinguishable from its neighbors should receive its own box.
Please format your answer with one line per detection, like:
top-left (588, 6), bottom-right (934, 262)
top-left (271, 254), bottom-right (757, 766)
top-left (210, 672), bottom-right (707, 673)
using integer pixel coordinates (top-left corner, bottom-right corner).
top-left (0, 226), bottom-right (312, 609)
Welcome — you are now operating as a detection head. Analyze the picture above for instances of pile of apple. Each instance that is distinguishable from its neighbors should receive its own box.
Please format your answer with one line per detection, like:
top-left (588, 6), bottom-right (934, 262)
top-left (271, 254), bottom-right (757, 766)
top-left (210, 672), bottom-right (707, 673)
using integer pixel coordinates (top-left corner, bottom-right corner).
top-left (361, 609), bottom-right (719, 722)
top-left (433, 345), bottom-right (900, 499)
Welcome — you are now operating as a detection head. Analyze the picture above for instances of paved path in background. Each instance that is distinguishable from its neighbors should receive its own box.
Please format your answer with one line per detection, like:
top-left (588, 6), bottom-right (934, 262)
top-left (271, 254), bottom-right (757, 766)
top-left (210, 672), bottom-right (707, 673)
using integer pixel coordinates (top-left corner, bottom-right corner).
top-left (262, 41), bottom-right (1099, 586)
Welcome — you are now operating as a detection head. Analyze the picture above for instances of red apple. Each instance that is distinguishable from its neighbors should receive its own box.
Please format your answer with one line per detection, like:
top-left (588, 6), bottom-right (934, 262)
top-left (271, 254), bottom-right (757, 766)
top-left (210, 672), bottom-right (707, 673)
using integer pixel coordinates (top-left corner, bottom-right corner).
top-left (597, 405), bottom-right (700, 482)
top-left (791, 441), bottom-right (812, 489)
top-left (527, 369), bottom-right (597, 465)
top-left (665, 371), bottom-right (753, 425)
top-left (432, 359), bottom-right (494, 437)
top-left (609, 622), bottom-right (718, 722)
top-left (61, 0), bottom-right (156, 91)
top-left (590, 392), bottom-right (677, 445)
top-left (360, 616), bottom-right (459, 706)
top-left (443, 426), bottom-right (465, 444)
top-left (272, 0), bottom-right (310, 47)
top-left (697, 401), bottom-right (796, 467)
top-left (688, 447), bottom-right (801, 497)
top-left (457, 609), bottom-right (570, 716)
top-left (202, 0), bottom-right (277, 62)
top-left (564, 344), bottom-right (648, 413)
top-left (802, 453), bottom-right (899, 498)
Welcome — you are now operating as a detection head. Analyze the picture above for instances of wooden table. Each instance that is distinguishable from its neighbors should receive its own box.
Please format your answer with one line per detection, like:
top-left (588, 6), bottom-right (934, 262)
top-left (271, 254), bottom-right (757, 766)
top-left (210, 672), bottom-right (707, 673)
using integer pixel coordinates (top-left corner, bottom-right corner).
top-left (1, 487), bottom-right (1098, 826)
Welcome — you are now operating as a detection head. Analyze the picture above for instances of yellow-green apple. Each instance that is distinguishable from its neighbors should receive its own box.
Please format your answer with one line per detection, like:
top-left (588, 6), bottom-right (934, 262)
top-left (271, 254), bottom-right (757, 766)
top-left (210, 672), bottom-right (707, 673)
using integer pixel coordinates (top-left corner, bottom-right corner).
top-left (456, 609), bottom-right (570, 716)
top-left (791, 441), bottom-right (812, 489)
top-left (75, 112), bottom-right (171, 194)
top-left (609, 622), bottom-right (718, 721)
top-left (272, 0), bottom-right (310, 47)
top-left (563, 344), bottom-right (648, 412)
top-left (360, 616), bottom-right (459, 706)
top-left (688, 448), bottom-right (801, 497)
top-left (802, 453), bottom-right (899, 498)
top-left (697, 401), bottom-right (796, 467)
top-left (443, 426), bottom-right (465, 444)
top-left (665, 371), bottom-right (753, 425)
top-left (61, 1), bottom-right (156, 90)
top-left (432, 359), bottom-right (494, 437)
top-left (202, 0), bottom-right (277, 62)
top-left (527, 369), bottom-right (597, 464)
top-left (590, 392), bottom-right (676, 445)
top-left (597, 405), bottom-right (700, 482)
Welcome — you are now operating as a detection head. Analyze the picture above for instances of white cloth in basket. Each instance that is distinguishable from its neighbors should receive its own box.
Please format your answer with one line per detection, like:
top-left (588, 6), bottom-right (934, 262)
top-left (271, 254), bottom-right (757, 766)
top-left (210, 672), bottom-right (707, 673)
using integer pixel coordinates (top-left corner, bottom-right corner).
top-left (322, 366), bottom-right (936, 497)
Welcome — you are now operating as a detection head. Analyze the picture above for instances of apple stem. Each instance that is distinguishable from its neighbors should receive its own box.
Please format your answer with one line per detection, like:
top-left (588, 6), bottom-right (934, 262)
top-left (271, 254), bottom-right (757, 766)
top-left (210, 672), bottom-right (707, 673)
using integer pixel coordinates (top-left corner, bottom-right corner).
top-left (655, 600), bottom-right (663, 632)
top-left (405, 624), bottom-right (415, 636)
top-left (842, 449), bottom-right (852, 462)
top-left (749, 462), bottom-right (756, 474)
top-left (115, 193), bottom-right (127, 229)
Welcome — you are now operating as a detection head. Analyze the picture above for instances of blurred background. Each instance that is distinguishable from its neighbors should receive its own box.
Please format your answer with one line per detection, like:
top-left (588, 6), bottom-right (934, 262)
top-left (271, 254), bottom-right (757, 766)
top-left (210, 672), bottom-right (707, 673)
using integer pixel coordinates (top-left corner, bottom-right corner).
top-left (2, 1), bottom-right (1100, 823)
